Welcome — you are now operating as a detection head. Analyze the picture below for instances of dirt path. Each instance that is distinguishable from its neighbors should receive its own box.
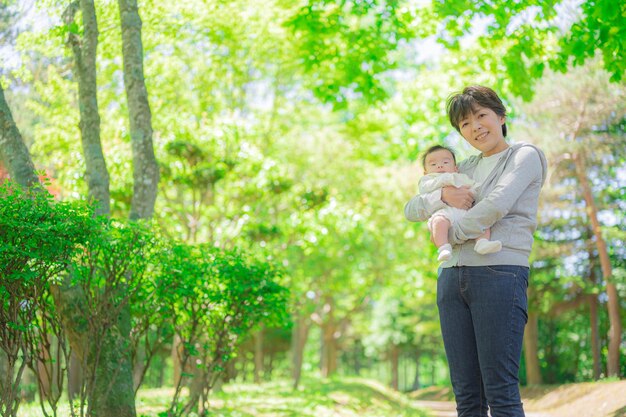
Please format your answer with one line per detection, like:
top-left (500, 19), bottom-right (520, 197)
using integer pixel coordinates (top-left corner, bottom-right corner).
top-left (412, 380), bottom-right (626, 417)
top-left (412, 399), bottom-right (554, 417)
top-left (411, 400), bottom-right (456, 417)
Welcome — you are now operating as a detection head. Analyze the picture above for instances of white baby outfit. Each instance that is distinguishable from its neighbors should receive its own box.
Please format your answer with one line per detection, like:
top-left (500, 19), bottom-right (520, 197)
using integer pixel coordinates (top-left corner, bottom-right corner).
top-left (417, 171), bottom-right (501, 261)
top-left (418, 172), bottom-right (476, 231)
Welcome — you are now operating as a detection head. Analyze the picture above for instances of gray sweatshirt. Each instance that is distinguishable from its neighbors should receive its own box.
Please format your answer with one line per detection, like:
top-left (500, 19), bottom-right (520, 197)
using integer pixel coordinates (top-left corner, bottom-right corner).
top-left (404, 143), bottom-right (548, 267)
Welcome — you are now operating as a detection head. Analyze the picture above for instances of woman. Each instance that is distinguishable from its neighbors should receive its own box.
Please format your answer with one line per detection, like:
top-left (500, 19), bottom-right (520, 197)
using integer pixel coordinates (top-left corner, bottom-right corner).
top-left (404, 86), bottom-right (547, 417)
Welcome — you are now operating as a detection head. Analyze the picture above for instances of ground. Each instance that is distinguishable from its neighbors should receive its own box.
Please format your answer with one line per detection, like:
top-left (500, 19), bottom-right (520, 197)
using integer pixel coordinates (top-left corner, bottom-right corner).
top-left (16, 377), bottom-right (626, 417)
top-left (412, 380), bottom-right (626, 417)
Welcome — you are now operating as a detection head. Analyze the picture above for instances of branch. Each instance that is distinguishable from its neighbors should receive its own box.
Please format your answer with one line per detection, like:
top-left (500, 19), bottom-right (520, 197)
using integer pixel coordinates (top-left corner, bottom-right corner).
top-left (62, 2), bottom-right (81, 60)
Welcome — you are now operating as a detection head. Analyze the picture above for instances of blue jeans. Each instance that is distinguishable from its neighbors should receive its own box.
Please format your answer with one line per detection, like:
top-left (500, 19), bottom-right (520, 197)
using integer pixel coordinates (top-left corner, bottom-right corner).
top-left (437, 266), bottom-right (529, 417)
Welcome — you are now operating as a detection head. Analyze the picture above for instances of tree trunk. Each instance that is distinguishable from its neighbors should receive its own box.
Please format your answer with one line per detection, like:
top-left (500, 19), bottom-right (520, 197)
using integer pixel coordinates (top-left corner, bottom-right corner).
top-left (20, 369), bottom-right (36, 403)
top-left (156, 356), bottom-right (164, 387)
top-left (226, 359), bottom-right (236, 382)
top-left (63, 4), bottom-right (137, 416)
top-left (589, 295), bottom-right (602, 380)
top-left (411, 349), bottom-right (420, 391)
top-left (67, 351), bottom-right (83, 400)
top-left (89, 313), bottom-right (136, 417)
top-left (132, 342), bottom-right (145, 391)
top-left (103, 3), bottom-right (158, 415)
top-left (64, 0), bottom-right (110, 216)
top-left (587, 258), bottom-right (602, 380)
top-left (523, 311), bottom-right (542, 384)
top-left (320, 299), bottom-right (338, 378)
top-left (389, 344), bottom-right (399, 391)
top-left (291, 312), bottom-right (310, 390)
top-left (52, 280), bottom-right (137, 417)
top-left (253, 327), bottom-right (264, 383)
top-left (0, 352), bottom-right (6, 382)
top-left (0, 85), bottom-right (38, 417)
top-left (0, 84), bottom-right (39, 187)
top-left (430, 361), bottom-right (436, 386)
top-left (353, 340), bottom-right (362, 375)
top-left (573, 152), bottom-right (622, 377)
top-left (267, 353), bottom-right (275, 378)
top-left (172, 334), bottom-right (183, 389)
top-left (117, 0), bottom-right (159, 220)
top-left (35, 335), bottom-right (54, 402)
top-left (186, 354), bottom-right (203, 414)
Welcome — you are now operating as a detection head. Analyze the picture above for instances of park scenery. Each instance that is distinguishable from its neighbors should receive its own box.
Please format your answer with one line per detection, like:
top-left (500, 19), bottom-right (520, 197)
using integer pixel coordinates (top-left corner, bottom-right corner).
top-left (0, 0), bottom-right (625, 416)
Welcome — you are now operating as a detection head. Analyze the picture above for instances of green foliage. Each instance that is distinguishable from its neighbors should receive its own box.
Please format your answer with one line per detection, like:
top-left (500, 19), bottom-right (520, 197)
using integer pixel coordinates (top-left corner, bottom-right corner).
top-left (517, 64), bottom-right (626, 381)
top-left (157, 242), bottom-right (289, 415)
top-left (0, 181), bottom-right (95, 417)
top-left (65, 217), bottom-right (159, 364)
top-left (431, 0), bottom-right (558, 98)
top-left (285, 0), bottom-right (419, 106)
top-left (0, 183), bottom-right (94, 279)
top-left (160, 243), bottom-right (289, 336)
top-left (433, 0), bottom-right (626, 99)
top-left (49, 217), bottom-right (159, 416)
top-left (557, 0), bottom-right (626, 82)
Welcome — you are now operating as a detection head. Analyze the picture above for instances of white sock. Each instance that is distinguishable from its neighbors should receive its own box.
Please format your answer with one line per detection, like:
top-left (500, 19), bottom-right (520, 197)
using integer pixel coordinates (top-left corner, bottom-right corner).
top-left (474, 238), bottom-right (502, 255)
top-left (437, 243), bottom-right (452, 262)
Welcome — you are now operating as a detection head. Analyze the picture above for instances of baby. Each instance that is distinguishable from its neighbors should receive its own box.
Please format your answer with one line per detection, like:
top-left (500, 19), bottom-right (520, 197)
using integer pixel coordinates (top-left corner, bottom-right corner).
top-left (419, 145), bottom-right (502, 262)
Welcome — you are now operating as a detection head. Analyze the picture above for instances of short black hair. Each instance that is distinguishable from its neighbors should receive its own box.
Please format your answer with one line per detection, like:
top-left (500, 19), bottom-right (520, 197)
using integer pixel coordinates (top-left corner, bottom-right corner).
top-left (446, 85), bottom-right (508, 137)
top-left (421, 145), bottom-right (456, 170)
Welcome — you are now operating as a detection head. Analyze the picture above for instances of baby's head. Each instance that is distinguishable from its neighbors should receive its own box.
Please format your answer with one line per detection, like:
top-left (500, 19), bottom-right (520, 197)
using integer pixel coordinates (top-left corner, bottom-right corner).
top-left (422, 145), bottom-right (458, 174)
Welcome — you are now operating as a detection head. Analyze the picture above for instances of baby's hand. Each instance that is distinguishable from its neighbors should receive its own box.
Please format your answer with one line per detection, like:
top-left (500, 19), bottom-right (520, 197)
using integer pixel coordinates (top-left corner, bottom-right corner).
top-left (441, 185), bottom-right (474, 210)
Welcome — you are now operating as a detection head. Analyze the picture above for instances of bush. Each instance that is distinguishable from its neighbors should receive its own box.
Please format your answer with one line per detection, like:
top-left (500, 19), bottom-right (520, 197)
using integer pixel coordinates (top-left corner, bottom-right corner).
top-left (0, 182), bottom-right (95, 417)
top-left (158, 243), bottom-right (289, 416)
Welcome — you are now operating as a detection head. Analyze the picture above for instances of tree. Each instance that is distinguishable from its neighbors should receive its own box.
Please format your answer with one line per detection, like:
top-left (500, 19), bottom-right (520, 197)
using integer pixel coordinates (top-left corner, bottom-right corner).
top-left (118, 0), bottom-right (159, 220)
top-left (283, 0), bottom-right (422, 106)
top-left (158, 244), bottom-right (288, 416)
top-left (53, 220), bottom-right (157, 417)
top-left (5, 1), bottom-right (159, 414)
top-left (516, 62), bottom-right (625, 378)
top-left (0, 182), bottom-right (94, 417)
top-left (63, 0), bottom-right (110, 216)
top-left (556, 0), bottom-right (626, 83)
top-left (0, 84), bottom-right (39, 187)
top-left (432, 0), bottom-right (626, 98)
top-left (61, 0), bottom-right (110, 401)
top-left (57, 2), bottom-right (141, 415)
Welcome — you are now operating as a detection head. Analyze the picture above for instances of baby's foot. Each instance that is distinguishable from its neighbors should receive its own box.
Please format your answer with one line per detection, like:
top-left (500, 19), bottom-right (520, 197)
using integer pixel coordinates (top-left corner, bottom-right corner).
top-left (437, 243), bottom-right (452, 262)
top-left (474, 238), bottom-right (502, 255)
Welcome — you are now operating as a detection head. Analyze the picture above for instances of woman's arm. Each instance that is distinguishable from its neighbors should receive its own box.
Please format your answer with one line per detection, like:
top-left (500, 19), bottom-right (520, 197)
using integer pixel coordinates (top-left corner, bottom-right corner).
top-left (448, 146), bottom-right (544, 244)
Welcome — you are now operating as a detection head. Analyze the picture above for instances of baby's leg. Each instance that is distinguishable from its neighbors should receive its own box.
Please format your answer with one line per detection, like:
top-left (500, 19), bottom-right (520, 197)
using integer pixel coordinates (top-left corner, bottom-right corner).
top-left (474, 227), bottom-right (502, 255)
top-left (430, 215), bottom-right (453, 262)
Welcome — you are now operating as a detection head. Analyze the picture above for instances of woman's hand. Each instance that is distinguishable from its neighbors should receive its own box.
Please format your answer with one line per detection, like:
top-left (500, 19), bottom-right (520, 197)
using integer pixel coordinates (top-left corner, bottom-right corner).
top-left (442, 186), bottom-right (474, 210)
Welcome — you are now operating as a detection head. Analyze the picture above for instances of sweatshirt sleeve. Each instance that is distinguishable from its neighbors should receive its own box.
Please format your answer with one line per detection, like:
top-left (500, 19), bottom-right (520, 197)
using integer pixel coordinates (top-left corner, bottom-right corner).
top-left (404, 189), bottom-right (447, 222)
top-left (449, 146), bottom-right (542, 244)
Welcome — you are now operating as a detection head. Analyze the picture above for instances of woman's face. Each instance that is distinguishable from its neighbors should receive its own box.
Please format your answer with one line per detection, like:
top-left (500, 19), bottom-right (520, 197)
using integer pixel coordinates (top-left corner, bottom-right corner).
top-left (458, 105), bottom-right (508, 156)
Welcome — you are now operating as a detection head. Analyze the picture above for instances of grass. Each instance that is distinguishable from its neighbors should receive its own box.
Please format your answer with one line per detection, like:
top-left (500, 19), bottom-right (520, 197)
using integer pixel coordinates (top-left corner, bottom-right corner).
top-left (17, 377), bottom-right (430, 417)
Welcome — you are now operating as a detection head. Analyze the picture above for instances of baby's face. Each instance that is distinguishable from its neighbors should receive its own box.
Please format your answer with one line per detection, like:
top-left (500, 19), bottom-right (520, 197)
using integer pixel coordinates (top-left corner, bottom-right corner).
top-left (424, 149), bottom-right (457, 174)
